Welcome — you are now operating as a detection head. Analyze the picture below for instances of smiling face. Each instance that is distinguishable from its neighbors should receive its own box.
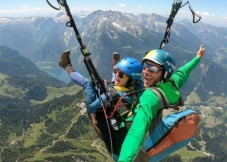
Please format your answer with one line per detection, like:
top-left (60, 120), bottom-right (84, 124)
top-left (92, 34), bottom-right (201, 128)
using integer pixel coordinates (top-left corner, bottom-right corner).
top-left (114, 69), bottom-right (130, 86)
top-left (142, 60), bottom-right (164, 87)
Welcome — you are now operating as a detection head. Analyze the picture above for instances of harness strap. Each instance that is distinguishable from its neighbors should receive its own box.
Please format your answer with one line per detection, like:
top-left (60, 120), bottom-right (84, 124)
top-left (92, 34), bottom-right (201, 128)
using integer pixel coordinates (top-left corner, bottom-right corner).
top-left (47, 0), bottom-right (107, 94)
top-left (159, 0), bottom-right (182, 49)
top-left (149, 87), bottom-right (167, 109)
top-left (159, 0), bottom-right (201, 49)
top-left (148, 87), bottom-right (184, 113)
top-left (47, 0), bottom-right (114, 156)
top-left (188, 2), bottom-right (201, 23)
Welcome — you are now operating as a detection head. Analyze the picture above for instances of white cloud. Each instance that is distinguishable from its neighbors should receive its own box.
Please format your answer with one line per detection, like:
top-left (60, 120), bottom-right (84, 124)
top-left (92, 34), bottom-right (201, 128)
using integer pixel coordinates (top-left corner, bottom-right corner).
top-left (0, 7), bottom-right (55, 17)
top-left (176, 9), bottom-right (227, 27)
top-left (137, 5), bottom-right (142, 9)
top-left (119, 4), bottom-right (127, 8)
top-left (196, 11), bottom-right (215, 17)
top-left (197, 11), bottom-right (227, 27)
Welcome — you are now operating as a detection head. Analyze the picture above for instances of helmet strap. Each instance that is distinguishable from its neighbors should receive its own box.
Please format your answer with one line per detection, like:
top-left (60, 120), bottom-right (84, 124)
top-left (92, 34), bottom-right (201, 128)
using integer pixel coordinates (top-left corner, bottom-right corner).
top-left (162, 71), bottom-right (169, 82)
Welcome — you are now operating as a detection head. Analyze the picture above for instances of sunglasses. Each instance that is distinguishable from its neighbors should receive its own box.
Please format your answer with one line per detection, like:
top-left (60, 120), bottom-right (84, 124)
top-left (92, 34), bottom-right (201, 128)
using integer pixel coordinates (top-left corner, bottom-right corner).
top-left (114, 69), bottom-right (127, 79)
top-left (143, 62), bottom-right (163, 74)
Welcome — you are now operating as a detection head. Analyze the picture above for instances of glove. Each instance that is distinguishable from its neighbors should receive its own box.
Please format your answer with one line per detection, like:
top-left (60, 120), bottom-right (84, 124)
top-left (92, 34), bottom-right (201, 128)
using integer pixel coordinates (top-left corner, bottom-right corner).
top-left (112, 52), bottom-right (120, 66)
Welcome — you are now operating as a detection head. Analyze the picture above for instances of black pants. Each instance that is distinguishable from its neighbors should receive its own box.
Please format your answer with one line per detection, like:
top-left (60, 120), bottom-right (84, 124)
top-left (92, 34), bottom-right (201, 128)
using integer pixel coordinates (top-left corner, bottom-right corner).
top-left (93, 110), bottom-right (128, 156)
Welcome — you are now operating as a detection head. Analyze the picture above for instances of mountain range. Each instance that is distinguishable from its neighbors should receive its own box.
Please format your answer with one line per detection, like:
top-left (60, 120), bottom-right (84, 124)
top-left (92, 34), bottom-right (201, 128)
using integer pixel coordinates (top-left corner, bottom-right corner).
top-left (1, 11), bottom-right (227, 64)
top-left (1, 10), bottom-right (227, 100)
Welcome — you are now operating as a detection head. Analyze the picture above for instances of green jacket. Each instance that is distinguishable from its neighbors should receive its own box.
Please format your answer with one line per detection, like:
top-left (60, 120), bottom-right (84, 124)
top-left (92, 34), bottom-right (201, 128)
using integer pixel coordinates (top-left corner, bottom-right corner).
top-left (118, 56), bottom-right (201, 162)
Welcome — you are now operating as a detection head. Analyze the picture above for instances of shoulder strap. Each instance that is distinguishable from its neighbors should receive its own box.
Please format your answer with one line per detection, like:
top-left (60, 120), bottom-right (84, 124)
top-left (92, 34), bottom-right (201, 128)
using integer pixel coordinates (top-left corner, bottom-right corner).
top-left (148, 87), bottom-right (184, 112)
top-left (148, 87), bottom-right (169, 110)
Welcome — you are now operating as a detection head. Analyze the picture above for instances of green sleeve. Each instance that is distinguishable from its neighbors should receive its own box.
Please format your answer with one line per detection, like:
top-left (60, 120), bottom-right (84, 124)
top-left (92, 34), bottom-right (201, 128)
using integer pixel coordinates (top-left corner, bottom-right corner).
top-left (118, 90), bottom-right (160, 162)
top-left (171, 56), bottom-right (201, 89)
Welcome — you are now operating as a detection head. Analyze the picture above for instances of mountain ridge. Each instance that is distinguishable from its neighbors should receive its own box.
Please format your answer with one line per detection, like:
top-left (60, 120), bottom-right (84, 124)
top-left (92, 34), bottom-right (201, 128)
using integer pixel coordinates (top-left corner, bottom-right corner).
top-left (1, 10), bottom-right (226, 64)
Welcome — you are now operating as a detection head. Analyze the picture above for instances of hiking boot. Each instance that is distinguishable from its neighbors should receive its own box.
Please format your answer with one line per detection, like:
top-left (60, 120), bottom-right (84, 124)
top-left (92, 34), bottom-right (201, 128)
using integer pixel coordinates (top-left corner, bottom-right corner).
top-left (59, 50), bottom-right (72, 69)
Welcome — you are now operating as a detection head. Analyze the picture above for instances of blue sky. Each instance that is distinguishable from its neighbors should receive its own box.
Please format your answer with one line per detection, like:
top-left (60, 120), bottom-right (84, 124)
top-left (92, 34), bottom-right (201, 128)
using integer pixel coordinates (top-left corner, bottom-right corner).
top-left (1, 0), bottom-right (227, 27)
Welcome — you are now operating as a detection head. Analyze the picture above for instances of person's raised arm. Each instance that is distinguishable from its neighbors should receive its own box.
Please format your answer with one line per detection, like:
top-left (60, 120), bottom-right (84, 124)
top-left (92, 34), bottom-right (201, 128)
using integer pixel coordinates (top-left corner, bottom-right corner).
top-left (171, 44), bottom-right (205, 89)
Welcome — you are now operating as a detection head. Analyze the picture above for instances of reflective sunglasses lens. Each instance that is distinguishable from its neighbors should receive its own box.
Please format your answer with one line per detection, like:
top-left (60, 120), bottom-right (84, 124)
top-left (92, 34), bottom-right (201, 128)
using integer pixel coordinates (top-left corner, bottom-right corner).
top-left (143, 63), bottom-right (160, 74)
top-left (148, 66), bottom-right (160, 74)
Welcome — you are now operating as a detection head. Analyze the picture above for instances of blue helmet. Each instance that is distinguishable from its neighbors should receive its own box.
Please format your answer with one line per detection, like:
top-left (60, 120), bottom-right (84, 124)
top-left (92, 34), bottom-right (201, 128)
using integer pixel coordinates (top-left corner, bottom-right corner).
top-left (116, 57), bottom-right (142, 82)
top-left (143, 49), bottom-right (176, 81)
